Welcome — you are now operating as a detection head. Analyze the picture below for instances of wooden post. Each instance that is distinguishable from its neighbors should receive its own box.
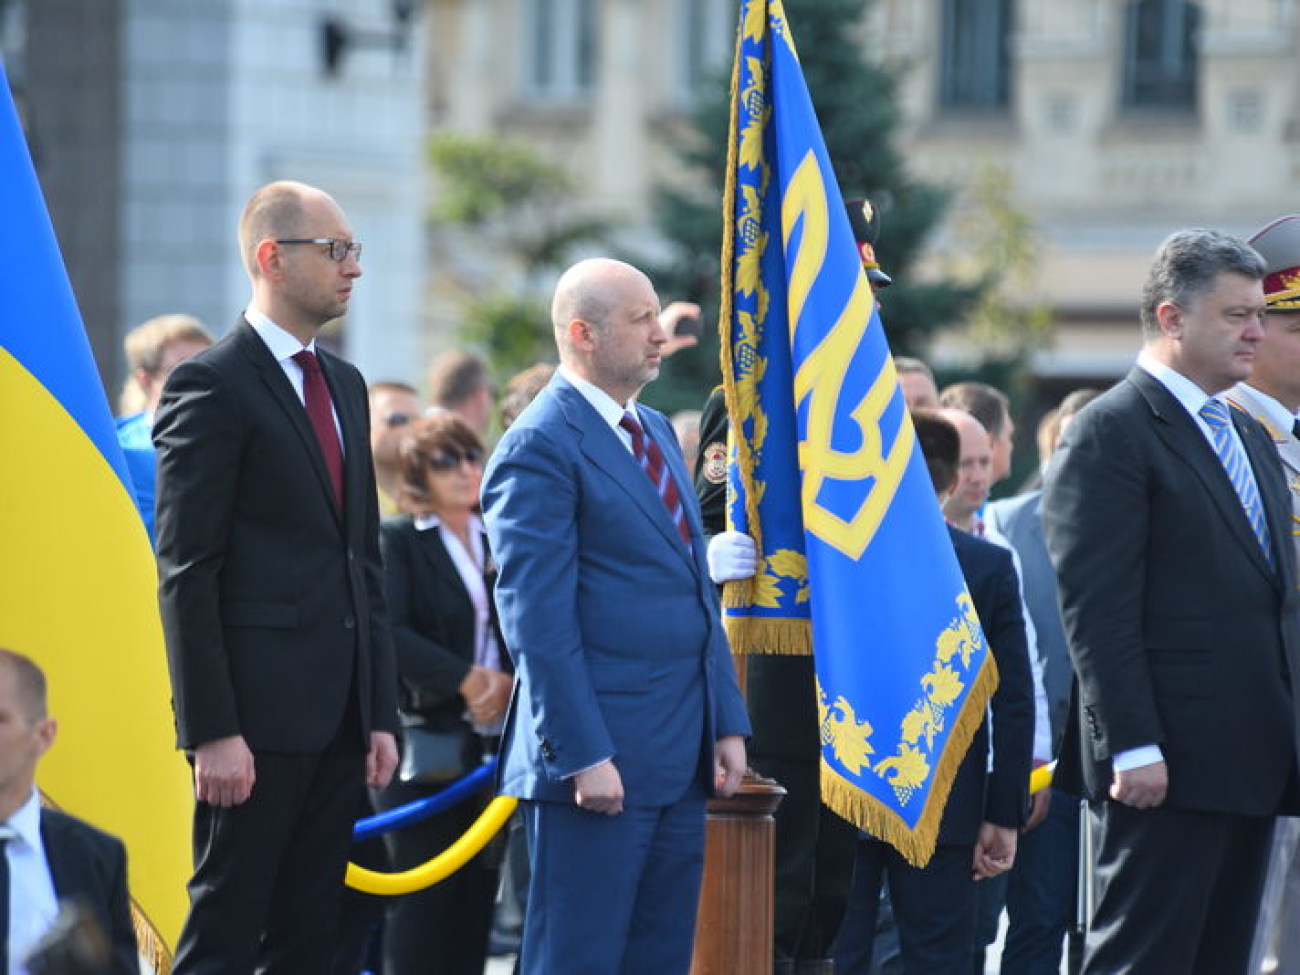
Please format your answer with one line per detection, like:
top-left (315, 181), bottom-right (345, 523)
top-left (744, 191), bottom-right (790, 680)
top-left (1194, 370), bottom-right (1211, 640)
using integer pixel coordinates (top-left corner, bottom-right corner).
top-left (690, 773), bottom-right (785, 975)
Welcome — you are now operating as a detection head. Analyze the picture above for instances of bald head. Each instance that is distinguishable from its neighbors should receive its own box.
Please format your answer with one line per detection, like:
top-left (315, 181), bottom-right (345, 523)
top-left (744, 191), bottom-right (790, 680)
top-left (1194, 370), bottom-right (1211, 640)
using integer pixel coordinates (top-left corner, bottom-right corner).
top-left (239, 180), bottom-right (334, 277)
top-left (939, 408), bottom-right (993, 530)
top-left (551, 258), bottom-right (665, 402)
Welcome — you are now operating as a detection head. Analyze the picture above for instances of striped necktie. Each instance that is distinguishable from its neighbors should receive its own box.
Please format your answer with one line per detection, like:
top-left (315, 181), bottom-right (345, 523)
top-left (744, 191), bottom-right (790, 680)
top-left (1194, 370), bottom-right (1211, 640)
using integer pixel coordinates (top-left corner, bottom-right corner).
top-left (1199, 398), bottom-right (1273, 565)
top-left (619, 412), bottom-right (691, 547)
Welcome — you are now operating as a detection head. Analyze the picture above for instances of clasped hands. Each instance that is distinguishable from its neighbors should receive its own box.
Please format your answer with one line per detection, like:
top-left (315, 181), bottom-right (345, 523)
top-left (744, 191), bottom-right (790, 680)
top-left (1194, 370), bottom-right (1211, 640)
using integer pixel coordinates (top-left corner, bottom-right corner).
top-left (459, 665), bottom-right (512, 726)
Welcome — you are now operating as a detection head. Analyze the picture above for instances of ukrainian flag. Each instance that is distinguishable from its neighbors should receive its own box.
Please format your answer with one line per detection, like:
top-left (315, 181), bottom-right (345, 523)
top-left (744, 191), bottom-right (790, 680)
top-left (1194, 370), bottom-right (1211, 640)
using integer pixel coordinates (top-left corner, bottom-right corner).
top-left (0, 63), bottom-right (189, 966)
top-left (718, 1), bottom-right (998, 865)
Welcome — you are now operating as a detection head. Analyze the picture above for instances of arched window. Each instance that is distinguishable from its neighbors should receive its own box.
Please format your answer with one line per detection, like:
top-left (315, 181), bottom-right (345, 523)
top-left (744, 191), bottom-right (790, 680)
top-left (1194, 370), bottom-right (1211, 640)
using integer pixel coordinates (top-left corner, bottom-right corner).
top-left (1122, 0), bottom-right (1200, 111)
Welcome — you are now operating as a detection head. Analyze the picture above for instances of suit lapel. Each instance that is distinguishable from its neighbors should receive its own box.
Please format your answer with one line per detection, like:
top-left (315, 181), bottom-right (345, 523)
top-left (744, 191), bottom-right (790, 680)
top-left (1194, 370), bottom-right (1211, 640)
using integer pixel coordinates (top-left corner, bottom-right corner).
top-left (414, 524), bottom-right (471, 598)
top-left (235, 321), bottom-right (343, 529)
top-left (40, 812), bottom-right (80, 901)
top-left (554, 381), bottom-right (694, 566)
top-left (1132, 370), bottom-right (1276, 585)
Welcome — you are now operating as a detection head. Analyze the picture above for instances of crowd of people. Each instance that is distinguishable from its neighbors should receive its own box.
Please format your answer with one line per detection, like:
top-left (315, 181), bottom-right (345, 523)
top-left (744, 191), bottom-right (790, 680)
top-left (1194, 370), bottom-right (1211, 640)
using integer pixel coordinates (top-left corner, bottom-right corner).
top-left (9, 176), bottom-right (1300, 975)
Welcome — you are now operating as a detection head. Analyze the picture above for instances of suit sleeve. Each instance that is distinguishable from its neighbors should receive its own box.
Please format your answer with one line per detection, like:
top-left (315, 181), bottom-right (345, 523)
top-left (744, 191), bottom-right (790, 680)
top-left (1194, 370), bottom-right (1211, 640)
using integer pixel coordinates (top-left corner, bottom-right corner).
top-left (983, 547), bottom-right (1034, 828)
top-left (354, 375), bottom-right (399, 736)
top-left (379, 521), bottom-right (473, 709)
top-left (1043, 405), bottom-right (1163, 759)
top-left (103, 836), bottom-right (139, 975)
top-left (483, 427), bottom-right (615, 779)
top-left (152, 358), bottom-right (245, 748)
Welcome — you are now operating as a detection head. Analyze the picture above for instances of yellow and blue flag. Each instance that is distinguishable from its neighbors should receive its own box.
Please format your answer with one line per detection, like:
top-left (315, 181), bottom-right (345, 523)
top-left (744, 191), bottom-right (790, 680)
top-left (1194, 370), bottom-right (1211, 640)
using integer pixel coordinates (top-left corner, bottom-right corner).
top-left (718, 1), bottom-right (999, 865)
top-left (0, 63), bottom-right (189, 966)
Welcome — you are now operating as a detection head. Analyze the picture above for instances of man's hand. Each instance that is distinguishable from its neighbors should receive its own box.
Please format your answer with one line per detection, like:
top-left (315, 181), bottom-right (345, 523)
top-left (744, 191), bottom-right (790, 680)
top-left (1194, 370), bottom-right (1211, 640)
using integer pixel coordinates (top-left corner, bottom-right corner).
top-left (574, 760), bottom-right (625, 815)
top-left (714, 736), bottom-right (747, 797)
top-left (660, 301), bottom-right (702, 357)
top-left (1025, 780), bottom-right (1052, 832)
top-left (367, 731), bottom-right (399, 789)
top-left (972, 822), bottom-right (1017, 880)
top-left (1110, 761), bottom-right (1168, 809)
top-left (193, 735), bottom-right (255, 807)
top-left (707, 531), bottom-right (758, 584)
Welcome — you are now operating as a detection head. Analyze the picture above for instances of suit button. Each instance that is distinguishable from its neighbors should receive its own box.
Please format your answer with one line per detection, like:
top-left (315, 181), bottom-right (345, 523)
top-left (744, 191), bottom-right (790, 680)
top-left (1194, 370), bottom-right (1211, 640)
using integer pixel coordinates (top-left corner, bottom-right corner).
top-left (347, 550), bottom-right (356, 563)
top-left (343, 615), bottom-right (356, 630)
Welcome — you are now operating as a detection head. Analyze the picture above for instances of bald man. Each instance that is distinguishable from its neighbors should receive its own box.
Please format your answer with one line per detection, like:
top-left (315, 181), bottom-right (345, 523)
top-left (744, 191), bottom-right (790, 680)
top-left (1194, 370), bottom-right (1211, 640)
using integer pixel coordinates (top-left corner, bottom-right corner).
top-left (482, 258), bottom-right (750, 975)
top-left (154, 180), bottom-right (398, 974)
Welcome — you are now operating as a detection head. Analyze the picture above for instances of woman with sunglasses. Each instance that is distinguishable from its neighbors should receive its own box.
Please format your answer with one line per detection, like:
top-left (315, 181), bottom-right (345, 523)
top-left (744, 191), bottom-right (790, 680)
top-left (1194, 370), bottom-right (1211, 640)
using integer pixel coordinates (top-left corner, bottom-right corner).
top-left (372, 410), bottom-right (513, 975)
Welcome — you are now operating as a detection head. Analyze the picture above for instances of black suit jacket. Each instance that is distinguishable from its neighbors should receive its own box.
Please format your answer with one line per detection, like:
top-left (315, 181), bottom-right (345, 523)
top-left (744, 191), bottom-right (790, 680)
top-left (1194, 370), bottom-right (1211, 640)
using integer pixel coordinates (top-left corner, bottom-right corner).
top-left (940, 527), bottom-right (1034, 845)
top-left (153, 318), bottom-right (398, 751)
top-left (39, 808), bottom-right (137, 975)
top-left (378, 516), bottom-right (509, 733)
top-left (1043, 367), bottom-right (1300, 814)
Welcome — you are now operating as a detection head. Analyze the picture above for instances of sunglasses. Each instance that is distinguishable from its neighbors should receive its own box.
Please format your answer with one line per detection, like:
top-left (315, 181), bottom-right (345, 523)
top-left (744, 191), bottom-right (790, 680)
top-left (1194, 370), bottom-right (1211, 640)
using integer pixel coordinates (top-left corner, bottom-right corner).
top-left (383, 412), bottom-right (415, 428)
top-left (428, 447), bottom-right (486, 472)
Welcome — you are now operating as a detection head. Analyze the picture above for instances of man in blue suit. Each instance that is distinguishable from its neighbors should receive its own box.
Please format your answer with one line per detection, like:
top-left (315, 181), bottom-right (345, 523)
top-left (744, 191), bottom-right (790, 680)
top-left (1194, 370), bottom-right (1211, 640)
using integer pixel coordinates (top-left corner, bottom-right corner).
top-left (482, 257), bottom-right (750, 975)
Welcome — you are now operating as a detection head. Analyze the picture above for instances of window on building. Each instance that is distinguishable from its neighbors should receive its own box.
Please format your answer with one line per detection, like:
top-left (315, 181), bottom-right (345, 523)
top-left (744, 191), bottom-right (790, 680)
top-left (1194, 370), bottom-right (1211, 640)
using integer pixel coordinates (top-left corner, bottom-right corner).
top-left (938, 0), bottom-right (1013, 111)
top-left (524, 0), bottom-right (598, 102)
top-left (673, 0), bottom-right (732, 105)
top-left (1122, 0), bottom-right (1200, 111)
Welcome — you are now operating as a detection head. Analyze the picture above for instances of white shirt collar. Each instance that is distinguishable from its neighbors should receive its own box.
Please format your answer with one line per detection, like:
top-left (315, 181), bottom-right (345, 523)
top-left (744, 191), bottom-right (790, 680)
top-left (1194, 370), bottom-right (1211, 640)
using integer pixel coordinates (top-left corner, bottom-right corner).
top-left (558, 366), bottom-right (636, 432)
top-left (1238, 382), bottom-right (1297, 439)
top-left (245, 307), bottom-right (317, 362)
top-left (413, 511), bottom-right (485, 536)
top-left (7, 787), bottom-right (42, 851)
top-left (1136, 350), bottom-right (1224, 417)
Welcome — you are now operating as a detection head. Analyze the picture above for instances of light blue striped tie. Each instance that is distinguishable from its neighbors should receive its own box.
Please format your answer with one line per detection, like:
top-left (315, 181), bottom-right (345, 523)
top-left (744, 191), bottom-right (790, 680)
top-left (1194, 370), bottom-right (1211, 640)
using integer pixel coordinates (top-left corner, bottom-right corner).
top-left (1199, 398), bottom-right (1273, 565)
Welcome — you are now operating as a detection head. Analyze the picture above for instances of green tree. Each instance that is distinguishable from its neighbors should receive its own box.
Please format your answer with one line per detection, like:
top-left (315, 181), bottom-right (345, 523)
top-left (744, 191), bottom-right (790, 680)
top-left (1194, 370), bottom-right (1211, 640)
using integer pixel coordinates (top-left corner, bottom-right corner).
top-left (646, 0), bottom-right (982, 415)
top-left (428, 133), bottom-right (610, 379)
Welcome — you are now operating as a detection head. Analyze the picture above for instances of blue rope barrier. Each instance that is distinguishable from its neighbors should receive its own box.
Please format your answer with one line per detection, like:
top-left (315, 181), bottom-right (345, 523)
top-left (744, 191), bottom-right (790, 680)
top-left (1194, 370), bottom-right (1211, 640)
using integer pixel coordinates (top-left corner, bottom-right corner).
top-left (353, 758), bottom-right (498, 842)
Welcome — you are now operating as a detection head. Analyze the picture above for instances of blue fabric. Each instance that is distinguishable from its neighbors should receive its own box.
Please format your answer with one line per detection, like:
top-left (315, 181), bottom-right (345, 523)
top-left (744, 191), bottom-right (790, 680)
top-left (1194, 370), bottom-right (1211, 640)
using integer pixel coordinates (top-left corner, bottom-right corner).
top-left (1001, 788), bottom-right (1081, 975)
top-left (721, 0), bottom-right (997, 865)
top-left (116, 413), bottom-right (157, 544)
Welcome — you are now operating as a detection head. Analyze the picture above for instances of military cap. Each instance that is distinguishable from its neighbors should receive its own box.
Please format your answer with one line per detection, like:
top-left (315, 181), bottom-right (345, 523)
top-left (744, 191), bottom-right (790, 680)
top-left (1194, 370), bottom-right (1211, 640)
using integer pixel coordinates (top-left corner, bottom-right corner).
top-left (1249, 215), bottom-right (1300, 310)
top-left (844, 197), bottom-right (892, 289)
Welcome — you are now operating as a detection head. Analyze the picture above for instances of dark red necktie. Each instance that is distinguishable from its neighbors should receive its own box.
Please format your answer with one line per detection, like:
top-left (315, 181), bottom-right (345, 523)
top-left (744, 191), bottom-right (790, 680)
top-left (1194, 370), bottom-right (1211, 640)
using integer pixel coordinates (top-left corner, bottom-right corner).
top-left (292, 349), bottom-right (344, 510)
top-left (619, 412), bottom-right (691, 547)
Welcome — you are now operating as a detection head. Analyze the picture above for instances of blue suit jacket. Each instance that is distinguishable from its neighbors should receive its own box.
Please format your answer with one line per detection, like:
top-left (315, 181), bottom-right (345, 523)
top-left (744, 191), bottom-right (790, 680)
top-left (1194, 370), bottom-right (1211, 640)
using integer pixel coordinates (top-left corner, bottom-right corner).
top-left (482, 374), bottom-right (750, 807)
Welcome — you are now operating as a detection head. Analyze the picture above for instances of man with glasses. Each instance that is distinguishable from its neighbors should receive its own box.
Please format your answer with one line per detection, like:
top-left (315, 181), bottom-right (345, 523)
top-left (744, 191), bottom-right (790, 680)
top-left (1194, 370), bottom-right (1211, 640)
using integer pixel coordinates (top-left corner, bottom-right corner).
top-left (153, 180), bottom-right (399, 975)
top-left (368, 381), bottom-right (424, 516)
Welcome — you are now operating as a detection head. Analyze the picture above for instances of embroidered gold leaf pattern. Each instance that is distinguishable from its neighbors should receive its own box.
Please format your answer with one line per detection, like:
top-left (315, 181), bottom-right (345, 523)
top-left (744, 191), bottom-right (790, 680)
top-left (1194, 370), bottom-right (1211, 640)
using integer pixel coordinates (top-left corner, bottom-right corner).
top-left (873, 743), bottom-right (930, 803)
top-left (818, 681), bottom-right (875, 775)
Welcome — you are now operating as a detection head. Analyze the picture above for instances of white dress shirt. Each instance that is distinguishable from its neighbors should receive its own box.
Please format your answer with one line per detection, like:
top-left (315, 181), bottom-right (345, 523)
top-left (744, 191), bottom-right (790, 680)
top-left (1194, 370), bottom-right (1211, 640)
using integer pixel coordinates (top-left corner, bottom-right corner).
top-left (245, 307), bottom-right (345, 452)
top-left (6, 789), bottom-right (59, 975)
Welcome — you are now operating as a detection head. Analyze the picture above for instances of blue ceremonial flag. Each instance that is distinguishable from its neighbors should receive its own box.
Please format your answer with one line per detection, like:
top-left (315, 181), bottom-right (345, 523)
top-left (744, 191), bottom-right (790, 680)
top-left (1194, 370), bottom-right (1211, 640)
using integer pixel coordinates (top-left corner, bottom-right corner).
top-left (718, 1), bottom-right (999, 865)
top-left (0, 61), bottom-right (190, 963)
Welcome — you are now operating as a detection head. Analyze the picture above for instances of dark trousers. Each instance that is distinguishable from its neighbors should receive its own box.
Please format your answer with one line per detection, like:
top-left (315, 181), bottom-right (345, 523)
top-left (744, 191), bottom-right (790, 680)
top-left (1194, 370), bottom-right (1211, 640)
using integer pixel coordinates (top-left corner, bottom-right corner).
top-left (172, 726), bottom-right (366, 975)
top-left (1083, 801), bottom-right (1273, 975)
top-left (1001, 787), bottom-right (1080, 975)
top-left (754, 754), bottom-right (859, 964)
top-left (834, 838), bottom-right (977, 975)
top-left (520, 796), bottom-right (707, 975)
top-left (372, 775), bottom-right (499, 975)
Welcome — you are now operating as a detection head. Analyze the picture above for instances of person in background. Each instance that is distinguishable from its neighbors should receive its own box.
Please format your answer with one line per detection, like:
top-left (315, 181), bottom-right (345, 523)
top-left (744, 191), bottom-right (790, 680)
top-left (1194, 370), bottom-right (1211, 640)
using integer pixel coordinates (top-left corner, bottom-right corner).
top-left (0, 648), bottom-right (137, 975)
top-left (114, 313), bottom-right (212, 543)
top-left (939, 382), bottom-right (1015, 488)
top-left (368, 381), bottom-right (424, 517)
top-left (427, 351), bottom-right (494, 439)
top-left (375, 411), bottom-right (511, 975)
top-left (671, 409), bottom-right (703, 470)
top-left (895, 357), bottom-right (939, 410)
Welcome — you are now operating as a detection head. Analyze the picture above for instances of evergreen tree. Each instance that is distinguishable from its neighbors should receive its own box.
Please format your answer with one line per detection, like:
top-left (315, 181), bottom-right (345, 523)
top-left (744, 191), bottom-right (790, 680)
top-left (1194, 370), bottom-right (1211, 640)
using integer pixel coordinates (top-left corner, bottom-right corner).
top-left (643, 0), bottom-right (981, 415)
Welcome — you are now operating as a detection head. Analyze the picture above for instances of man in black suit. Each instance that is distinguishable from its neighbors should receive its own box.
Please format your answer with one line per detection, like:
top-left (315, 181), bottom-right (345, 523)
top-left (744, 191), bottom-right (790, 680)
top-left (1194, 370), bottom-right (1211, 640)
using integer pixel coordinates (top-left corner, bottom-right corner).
top-left (834, 410), bottom-right (1033, 974)
top-left (0, 648), bottom-right (136, 975)
top-left (154, 180), bottom-right (399, 974)
top-left (1043, 228), bottom-right (1300, 974)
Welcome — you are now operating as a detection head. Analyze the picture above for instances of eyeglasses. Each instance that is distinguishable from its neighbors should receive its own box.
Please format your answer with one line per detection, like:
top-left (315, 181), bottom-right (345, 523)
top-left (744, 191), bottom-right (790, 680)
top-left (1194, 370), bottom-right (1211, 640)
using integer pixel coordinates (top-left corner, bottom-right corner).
top-left (428, 447), bottom-right (486, 472)
top-left (274, 237), bottom-right (363, 263)
top-left (383, 412), bottom-right (414, 428)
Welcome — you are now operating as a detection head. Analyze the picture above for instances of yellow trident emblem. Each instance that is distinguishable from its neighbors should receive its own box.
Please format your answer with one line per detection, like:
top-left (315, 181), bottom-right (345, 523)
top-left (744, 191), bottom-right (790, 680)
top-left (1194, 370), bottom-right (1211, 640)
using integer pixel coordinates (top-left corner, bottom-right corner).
top-left (783, 151), bottom-right (913, 560)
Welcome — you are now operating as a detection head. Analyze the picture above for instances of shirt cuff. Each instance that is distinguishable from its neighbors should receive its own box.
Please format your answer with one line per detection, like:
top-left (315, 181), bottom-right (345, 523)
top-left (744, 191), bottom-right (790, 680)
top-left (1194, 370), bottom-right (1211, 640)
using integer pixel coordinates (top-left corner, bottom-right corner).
top-left (562, 756), bottom-right (614, 780)
top-left (1112, 744), bottom-right (1164, 772)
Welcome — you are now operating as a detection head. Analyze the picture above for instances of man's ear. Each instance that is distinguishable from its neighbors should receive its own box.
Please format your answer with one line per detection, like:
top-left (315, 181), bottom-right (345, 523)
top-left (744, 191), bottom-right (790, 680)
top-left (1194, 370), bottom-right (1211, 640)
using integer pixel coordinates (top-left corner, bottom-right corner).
top-left (1155, 300), bottom-right (1182, 338)
top-left (567, 318), bottom-right (596, 353)
top-left (35, 716), bottom-right (56, 760)
top-left (254, 239), bottom-right (281, 279)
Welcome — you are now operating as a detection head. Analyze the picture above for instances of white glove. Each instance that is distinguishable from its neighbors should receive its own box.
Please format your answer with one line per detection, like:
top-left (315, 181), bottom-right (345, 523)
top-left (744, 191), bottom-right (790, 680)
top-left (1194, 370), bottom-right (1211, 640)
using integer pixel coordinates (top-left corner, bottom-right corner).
top-left (707, 531), bottom-right (758, 584)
